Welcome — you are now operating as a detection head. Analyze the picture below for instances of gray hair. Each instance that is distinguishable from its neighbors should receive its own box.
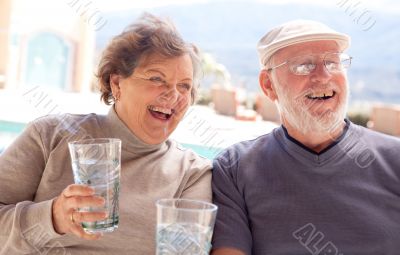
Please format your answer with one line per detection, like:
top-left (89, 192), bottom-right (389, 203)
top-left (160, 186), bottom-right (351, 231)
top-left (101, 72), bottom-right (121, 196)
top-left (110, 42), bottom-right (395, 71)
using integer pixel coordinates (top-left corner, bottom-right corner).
top-left (97, 13), bottom-right (201, 105)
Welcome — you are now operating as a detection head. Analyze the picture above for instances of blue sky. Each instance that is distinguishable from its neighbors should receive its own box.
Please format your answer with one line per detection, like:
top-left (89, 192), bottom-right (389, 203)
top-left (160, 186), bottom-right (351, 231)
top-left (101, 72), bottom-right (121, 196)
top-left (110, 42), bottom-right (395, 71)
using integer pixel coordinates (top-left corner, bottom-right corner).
top-left (95, 0), bottom-right (400, 14)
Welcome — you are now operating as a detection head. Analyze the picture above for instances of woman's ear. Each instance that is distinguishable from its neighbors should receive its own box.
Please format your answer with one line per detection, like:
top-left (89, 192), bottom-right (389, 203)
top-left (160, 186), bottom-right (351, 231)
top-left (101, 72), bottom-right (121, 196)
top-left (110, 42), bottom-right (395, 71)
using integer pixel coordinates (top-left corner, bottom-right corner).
top-left (259, 70), bottom-right (278, 102)
top-left (110, 74), bottom-right (121, 100)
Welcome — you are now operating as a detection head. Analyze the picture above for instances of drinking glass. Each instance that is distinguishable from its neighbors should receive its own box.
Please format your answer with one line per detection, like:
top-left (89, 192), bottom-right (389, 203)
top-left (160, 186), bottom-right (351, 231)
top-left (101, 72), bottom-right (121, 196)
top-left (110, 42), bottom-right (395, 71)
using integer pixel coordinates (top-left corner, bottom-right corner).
top-left (156, 199), bottom-right (218, 255)
top-left (68, 138), bottom-right (121, 233)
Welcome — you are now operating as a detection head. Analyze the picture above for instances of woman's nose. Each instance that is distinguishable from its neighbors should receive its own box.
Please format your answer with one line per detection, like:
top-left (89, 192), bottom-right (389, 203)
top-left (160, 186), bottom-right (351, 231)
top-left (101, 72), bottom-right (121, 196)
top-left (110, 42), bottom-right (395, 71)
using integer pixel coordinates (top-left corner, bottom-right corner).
top-left (159, 84), bottom-right (179, 104)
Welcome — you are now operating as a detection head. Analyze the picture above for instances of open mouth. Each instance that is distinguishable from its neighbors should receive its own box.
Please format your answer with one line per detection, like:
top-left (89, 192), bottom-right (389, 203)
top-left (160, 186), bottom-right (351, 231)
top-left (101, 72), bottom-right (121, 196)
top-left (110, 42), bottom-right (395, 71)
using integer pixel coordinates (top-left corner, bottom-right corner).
top-left (306, 91), bottom-right (336, 101)
top-left (148, 105), bottom-right (175, 121)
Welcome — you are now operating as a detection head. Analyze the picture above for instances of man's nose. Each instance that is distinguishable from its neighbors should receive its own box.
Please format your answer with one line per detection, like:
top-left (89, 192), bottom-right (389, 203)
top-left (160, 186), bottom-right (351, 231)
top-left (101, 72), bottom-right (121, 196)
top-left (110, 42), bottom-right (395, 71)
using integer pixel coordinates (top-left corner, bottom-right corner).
top-left (310, 62), bottom-right (332, 84)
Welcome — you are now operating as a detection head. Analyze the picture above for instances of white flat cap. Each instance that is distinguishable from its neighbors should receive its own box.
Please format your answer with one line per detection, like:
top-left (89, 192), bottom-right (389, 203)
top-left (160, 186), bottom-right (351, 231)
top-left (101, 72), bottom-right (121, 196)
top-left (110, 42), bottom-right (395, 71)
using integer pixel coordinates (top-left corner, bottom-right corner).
top-left (257, 19), bottom-right (350, 66)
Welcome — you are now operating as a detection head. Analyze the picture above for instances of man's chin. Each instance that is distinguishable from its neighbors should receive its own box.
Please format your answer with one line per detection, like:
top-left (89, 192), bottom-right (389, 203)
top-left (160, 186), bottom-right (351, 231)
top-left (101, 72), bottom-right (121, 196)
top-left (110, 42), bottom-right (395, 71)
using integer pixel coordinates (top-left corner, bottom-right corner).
top-left (286, 111), bottom-right (344, 135)
top-left (313, 117), bottom-right (344, 134)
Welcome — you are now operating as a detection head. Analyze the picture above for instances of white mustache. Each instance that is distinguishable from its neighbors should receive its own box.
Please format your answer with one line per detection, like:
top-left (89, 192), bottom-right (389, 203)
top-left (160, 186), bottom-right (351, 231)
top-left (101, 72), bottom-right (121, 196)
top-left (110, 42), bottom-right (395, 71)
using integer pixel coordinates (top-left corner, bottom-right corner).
top-left (298, 81), bottom-right (341, 99)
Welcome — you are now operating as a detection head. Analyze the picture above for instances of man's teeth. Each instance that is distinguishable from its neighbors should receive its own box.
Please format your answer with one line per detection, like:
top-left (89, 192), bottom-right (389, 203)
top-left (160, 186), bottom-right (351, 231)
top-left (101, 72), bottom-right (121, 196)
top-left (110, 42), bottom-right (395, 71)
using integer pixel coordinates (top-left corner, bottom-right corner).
top-left (306, 91), bottom-right (335, 99)
top-left (149, 106), bottom-right (173, 115)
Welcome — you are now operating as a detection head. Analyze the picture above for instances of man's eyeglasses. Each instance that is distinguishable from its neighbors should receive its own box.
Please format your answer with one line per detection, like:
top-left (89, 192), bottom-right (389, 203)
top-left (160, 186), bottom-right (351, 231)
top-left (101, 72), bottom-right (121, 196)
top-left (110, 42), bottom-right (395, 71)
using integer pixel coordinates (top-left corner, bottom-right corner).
top-left (266, 52), bottom-right (352, 76)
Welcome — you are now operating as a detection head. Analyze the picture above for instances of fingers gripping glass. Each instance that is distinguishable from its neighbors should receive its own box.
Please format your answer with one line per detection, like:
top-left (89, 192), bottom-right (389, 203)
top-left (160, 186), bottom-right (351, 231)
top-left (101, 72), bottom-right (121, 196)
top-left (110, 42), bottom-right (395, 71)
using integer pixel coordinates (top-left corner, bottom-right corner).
top-left (267, 52), bottom-right (352, 75)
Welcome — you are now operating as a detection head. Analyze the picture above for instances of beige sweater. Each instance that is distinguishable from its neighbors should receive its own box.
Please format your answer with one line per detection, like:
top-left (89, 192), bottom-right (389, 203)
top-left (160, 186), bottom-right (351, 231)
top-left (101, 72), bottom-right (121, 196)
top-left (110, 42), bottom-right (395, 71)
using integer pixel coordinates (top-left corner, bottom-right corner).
top-left (0, 107), bottom-right (212, 254)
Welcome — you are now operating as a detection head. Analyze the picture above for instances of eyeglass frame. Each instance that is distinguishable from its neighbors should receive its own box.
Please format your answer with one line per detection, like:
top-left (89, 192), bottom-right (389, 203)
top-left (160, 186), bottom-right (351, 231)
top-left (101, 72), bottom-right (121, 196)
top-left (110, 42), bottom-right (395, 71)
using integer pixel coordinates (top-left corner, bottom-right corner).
top-left (265, 52), bottom-right (353, 76)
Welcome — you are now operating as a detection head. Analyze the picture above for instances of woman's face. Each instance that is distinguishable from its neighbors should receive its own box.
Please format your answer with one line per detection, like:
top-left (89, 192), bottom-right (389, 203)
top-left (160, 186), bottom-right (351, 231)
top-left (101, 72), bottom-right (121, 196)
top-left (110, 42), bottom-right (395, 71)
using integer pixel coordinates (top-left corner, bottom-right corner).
top-left (111, 53), bottom-right (193, 144)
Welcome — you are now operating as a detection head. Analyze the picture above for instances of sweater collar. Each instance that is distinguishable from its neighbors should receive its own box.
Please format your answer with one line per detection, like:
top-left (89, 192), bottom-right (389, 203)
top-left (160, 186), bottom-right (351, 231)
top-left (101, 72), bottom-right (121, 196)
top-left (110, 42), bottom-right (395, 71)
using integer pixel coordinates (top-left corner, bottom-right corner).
top-left (273, 119), bottom-right (358, 166)
top-left (104, 106), bottom-right (168, 156)
top-left (281, 119), bottom-right (350, 156)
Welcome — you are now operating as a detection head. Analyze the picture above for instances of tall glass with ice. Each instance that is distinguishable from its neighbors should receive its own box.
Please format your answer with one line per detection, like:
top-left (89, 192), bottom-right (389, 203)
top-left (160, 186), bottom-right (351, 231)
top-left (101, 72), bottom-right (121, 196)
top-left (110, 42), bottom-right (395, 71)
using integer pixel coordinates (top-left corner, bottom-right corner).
top-left (156, 199), bottom-right (218, 255)
top-left (68, 138), bottom-right (121, 233)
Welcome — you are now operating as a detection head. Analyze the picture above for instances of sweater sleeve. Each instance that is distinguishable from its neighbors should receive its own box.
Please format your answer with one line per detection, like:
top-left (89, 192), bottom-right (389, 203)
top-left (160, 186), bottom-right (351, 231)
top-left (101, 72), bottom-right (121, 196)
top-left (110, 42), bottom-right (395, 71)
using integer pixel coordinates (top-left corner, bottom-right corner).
top-left (0, 121), bottom-right (62, 254)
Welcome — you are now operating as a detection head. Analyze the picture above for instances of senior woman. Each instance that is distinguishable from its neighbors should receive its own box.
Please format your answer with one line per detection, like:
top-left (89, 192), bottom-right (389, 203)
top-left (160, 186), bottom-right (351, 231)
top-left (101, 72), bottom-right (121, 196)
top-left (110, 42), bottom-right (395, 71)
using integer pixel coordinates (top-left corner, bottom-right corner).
top-left (0, 14), bottom-right (211, 254)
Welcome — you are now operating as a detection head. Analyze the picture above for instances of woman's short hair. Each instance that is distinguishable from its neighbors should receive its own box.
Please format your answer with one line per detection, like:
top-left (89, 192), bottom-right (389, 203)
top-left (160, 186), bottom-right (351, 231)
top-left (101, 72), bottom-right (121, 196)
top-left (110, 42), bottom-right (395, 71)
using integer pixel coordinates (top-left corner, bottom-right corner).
top-left (97, 13), bottom-right (201, 105)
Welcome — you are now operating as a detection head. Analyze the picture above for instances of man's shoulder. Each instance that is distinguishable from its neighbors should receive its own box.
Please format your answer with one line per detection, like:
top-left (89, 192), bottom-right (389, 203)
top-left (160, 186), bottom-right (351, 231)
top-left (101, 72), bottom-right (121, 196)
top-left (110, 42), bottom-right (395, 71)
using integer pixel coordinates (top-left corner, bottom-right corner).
top-left (349, 124), bottom-right (400, 165)
top-left (221, 130), bottom-right (278, 156)
top-left (212, 129), bottom-right (279, 172)
top-left (354, 124), bottom-right (400, 148)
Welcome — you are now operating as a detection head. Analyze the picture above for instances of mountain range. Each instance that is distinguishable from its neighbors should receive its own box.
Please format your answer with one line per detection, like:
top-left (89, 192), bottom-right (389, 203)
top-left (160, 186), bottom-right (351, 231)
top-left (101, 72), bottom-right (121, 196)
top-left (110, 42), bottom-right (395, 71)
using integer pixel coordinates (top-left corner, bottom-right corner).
top-left (96, 1), bottom-right (400, 104)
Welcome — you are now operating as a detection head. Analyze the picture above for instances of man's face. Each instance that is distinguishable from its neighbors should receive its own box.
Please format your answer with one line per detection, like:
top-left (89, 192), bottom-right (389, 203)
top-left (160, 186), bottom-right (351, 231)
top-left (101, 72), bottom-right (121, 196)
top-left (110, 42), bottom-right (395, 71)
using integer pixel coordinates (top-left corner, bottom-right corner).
top-left (269, 40), bottom-right (349, 135)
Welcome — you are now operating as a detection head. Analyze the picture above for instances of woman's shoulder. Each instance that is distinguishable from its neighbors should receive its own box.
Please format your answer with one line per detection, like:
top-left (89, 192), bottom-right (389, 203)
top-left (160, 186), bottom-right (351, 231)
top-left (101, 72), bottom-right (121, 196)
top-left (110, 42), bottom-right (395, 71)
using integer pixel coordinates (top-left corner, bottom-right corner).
top-left (166, 139), bottom-right (212, 172)
top-left (28, 113), bottom-right (105, 147)
top-left (31, 113), bottom-right (99, 129)
top-left (30, 113), bottom-right (105, 136)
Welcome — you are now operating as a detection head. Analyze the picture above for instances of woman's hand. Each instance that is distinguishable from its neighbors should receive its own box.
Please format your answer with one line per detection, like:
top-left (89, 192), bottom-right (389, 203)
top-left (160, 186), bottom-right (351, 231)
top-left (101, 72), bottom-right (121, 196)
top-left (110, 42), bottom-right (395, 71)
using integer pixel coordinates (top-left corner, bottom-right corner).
top-left (52, 184), bottom-right (108, 240)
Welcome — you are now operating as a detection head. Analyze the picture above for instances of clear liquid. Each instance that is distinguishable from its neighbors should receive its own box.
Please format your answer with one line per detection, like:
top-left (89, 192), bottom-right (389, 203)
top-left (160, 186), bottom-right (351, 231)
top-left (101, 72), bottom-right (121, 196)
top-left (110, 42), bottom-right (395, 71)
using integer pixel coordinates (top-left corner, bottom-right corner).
top-left (71, 159), bottom-right (120, 233)
top-left (156, 223), bottom-right (213, 255)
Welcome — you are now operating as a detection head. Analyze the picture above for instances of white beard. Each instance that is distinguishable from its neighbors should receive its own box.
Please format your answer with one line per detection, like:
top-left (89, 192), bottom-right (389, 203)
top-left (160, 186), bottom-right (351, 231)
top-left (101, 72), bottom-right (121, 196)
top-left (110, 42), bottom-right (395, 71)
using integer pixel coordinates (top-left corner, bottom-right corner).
top-left (271, 71), bottom-right (349, 136)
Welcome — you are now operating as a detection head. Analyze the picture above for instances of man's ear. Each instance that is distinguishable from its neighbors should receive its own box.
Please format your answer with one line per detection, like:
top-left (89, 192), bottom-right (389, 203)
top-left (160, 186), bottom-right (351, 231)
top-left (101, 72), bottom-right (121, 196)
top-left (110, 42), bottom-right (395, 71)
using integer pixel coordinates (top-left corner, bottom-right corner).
top-left (259, 70), bottom-right (278, 101)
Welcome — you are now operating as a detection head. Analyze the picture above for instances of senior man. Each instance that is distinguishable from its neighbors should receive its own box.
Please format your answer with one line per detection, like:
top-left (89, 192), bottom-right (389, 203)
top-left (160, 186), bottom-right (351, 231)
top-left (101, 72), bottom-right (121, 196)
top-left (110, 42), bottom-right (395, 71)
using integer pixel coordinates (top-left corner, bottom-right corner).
top-left (211, 20), bottom-right (400, 255)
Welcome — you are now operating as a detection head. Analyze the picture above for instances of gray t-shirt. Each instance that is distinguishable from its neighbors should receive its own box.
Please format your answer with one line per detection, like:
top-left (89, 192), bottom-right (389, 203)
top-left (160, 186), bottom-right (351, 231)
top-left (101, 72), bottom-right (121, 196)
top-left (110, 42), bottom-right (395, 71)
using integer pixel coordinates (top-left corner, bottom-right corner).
top-left (212, 120), bottom-right (400, 255)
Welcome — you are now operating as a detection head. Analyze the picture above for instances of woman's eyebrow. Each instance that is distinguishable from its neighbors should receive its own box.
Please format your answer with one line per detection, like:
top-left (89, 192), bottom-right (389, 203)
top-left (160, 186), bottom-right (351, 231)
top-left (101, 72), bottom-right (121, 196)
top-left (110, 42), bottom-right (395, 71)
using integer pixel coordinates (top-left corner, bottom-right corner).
top-left (145, 69), bottom-right (193, 82)
top-left (144, 69), bottom-right (166, 77)
top-left (180, 77), bottom-right (193, 82)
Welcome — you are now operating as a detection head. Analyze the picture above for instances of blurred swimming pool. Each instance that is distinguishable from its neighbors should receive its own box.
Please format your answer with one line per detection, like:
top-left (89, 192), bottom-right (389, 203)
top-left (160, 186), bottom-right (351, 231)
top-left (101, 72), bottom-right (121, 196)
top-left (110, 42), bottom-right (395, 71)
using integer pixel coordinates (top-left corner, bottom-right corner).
top-left (0, 120), bottom-right (221, 159)
top-left (0, 120), bottom-right (26, 133)
top-left (180, 143), bottom-right (222, 160)
top-left (0, 120), bottom-right (26, 153)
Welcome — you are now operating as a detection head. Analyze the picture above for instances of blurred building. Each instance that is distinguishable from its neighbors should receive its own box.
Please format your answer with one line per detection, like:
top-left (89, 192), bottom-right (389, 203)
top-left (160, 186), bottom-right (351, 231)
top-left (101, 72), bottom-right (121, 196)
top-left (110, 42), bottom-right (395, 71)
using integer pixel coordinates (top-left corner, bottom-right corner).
top-left (0, 0), bottom-right (97, 92)
top-left (370, 104), bottom-right (400, 137)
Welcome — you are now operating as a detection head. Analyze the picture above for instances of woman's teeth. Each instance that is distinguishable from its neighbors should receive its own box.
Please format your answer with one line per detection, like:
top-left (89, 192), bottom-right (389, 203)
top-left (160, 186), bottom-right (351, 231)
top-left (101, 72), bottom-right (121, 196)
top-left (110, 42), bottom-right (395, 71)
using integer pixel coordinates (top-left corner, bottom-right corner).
top-left (148, 106), bottom-right (173, 115)
top-left (148, 106), bottom-right (174, 120)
